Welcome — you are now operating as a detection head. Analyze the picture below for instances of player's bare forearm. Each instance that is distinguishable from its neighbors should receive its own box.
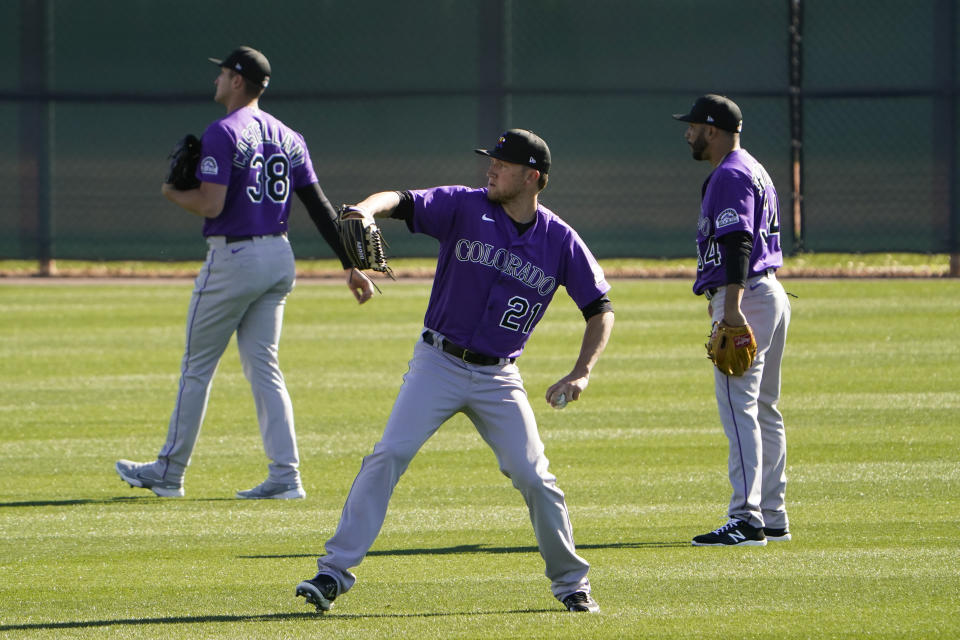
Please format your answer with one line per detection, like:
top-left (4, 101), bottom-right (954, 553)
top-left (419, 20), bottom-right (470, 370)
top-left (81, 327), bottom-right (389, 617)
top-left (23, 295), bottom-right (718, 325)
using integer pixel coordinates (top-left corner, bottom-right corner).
top-left (345, 268), bottom-right (375, 304)
top-left (722, 284), bottom-right (747, 326)
top-left (161, 182), bottom-right (226, 219)
top-left (351, 191), bottom-right (402, 219)
top-left (571, 311), bottom-right (614, 379)
top-left (545, 311), bottom-right (614, 405)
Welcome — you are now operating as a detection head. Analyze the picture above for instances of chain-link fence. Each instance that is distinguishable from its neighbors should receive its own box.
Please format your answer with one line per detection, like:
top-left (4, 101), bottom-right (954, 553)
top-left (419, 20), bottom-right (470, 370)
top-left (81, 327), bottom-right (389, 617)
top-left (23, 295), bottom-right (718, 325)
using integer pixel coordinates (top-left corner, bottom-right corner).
top-left (3, 0), bottom-right (958, 261)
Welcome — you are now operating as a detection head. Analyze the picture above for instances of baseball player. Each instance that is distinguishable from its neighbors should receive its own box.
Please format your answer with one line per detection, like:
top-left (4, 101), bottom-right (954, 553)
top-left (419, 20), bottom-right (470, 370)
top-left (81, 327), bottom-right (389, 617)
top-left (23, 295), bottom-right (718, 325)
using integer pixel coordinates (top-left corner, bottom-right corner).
top-left (116, 46), bottom-right (374, 499)
top-left (673, 94), bottom-right (792, 546)
top-left (295, 129), bottom-right (615, 613)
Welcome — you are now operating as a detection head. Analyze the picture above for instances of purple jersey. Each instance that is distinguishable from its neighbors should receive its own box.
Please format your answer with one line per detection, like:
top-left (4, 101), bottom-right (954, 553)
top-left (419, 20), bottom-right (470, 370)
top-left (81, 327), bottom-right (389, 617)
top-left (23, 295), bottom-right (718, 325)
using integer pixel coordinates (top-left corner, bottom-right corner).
top-left (410, 186), bottom-right (610, 359)
top-left (197, 106), bottom-right (318, 237)
top-left (693, 149), bottom-right (783, 295)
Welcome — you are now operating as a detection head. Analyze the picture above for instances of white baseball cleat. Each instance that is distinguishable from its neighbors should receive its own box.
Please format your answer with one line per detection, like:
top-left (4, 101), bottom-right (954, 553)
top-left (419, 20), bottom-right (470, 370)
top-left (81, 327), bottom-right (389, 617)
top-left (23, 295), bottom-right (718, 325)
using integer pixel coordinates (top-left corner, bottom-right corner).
top-left (115, 460), bottom-right (184, 497)
top-left (236, 479), bottom-right (306, 499)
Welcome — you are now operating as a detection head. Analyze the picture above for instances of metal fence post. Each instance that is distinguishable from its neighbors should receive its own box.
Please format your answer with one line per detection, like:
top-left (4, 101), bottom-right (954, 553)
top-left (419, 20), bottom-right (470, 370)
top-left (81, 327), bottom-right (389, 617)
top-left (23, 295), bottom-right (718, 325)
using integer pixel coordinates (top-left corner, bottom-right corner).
top-left (19, 0), bottom-right (55, 275)
top-left (935, 0), bottom-right (960, 277)
top-left (788, 0), bottom-right (804, 255)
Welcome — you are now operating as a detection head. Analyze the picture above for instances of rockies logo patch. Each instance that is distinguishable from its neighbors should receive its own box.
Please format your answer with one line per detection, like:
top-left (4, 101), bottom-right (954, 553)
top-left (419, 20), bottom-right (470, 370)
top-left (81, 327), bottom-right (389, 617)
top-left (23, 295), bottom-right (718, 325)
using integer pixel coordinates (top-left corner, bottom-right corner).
top-left (200, 156), bottom-right (219, 175)
top-left (716, 209), bottom-right (740, 228)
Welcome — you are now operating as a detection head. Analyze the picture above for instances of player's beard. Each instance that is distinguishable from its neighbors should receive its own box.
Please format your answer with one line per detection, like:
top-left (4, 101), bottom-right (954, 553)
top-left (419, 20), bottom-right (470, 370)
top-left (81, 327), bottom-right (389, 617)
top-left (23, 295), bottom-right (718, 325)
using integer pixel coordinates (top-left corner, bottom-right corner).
top-left (689, 130), bottom-right (709, 161)
top-left (487, 181), bottom-right (523, 204)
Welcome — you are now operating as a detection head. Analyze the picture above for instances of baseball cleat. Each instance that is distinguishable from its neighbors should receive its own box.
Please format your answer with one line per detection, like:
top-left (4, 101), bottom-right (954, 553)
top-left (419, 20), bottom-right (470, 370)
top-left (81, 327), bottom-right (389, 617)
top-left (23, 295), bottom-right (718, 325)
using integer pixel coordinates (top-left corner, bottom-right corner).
top-left (562, 591), bottom-right (600, 613)
top-left (763, 527), bottom-right (792, 541)
top-left (692, 518), bottom-right (767, 546)
top-left (235, 479), bottom-right (305, 499)
top-left (296, 573), bottom-right (338, 612)
top-left (115, 459), bottom-right (184, 498)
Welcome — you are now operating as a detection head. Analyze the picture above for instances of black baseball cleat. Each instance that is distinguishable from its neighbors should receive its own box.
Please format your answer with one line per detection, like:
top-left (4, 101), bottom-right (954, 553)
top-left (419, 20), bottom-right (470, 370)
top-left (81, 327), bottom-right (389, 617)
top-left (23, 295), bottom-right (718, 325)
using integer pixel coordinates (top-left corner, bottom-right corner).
top-left (295, 572), bottom-right (338, 612)
top-left (763, 527), bottom-right (792, 541)
top-left (692, 518), bottom-right (767, 546)
top-left (562, 591), bottom-right (600, 613)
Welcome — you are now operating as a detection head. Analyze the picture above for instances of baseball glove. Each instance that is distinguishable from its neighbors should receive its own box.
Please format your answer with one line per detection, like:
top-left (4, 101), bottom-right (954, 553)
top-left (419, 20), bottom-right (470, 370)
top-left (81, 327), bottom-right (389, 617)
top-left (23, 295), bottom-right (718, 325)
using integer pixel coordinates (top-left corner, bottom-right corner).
top-left (706, 321), bottom-right (757, 376)
top-left (165, 134), bottom-right (202, 190)
top-left (337, 205), bottom-right (395, 280)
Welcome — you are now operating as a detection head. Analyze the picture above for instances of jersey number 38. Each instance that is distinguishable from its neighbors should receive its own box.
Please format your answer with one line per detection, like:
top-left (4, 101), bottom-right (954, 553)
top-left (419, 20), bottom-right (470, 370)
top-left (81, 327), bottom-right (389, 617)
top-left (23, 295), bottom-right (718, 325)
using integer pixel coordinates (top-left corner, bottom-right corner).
top-left (246, 153), bottom-right (290, 204)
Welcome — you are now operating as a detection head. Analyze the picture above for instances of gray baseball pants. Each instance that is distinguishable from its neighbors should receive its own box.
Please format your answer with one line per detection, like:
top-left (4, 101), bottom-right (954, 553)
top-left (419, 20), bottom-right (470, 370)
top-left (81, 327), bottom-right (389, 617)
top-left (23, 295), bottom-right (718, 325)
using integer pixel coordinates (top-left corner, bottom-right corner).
top-left (709, 272), bottom-right (791, 530)
top-left (156, 234), bottom-right (300, 485)
top-left (316, 333), bottom-right (592, 602)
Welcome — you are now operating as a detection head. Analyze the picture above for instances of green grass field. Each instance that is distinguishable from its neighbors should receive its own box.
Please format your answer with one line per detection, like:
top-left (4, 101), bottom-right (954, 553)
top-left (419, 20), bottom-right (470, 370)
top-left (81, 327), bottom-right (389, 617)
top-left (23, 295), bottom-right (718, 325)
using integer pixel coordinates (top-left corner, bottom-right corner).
top-left (0, 251), bottom-right (955, 278)
top-left (1, 278), bottom-right (958, 639)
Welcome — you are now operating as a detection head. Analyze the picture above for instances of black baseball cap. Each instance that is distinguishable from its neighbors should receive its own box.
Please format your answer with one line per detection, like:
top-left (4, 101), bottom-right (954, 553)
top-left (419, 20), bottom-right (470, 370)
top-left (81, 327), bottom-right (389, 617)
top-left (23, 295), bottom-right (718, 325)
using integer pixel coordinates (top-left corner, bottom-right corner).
top-left (673, 94), bottom-right (743, 133)
top-left (209, 46), bottom-right (271, 88)
top-left (475, 129), bottom-right (551, 174)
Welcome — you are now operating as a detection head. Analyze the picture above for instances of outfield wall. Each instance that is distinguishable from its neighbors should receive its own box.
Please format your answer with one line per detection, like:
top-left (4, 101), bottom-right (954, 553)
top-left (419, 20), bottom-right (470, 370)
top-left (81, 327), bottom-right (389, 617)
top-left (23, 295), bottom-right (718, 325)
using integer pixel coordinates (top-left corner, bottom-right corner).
top-left (3, 1), bottom-right (958, 261)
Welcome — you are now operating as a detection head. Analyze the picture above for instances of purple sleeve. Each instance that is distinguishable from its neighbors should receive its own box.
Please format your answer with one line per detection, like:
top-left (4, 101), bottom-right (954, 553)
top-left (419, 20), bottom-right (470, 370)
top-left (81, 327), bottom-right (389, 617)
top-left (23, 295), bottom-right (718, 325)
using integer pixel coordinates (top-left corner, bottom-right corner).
top-left (558, 227), bottom-right (611, 309)
top-left (409, 186), bottom-right (472, 240)
top-left (709, 167), bottom-right (755, 238)
top-left (196, 122), bottom-right (234, 186)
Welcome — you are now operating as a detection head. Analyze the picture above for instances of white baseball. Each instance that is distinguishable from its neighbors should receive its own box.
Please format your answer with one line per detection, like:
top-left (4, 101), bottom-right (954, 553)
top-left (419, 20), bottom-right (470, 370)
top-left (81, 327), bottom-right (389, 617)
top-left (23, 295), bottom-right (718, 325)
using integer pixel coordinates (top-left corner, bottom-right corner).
top-left (553, 392), bottom-right (567, 410)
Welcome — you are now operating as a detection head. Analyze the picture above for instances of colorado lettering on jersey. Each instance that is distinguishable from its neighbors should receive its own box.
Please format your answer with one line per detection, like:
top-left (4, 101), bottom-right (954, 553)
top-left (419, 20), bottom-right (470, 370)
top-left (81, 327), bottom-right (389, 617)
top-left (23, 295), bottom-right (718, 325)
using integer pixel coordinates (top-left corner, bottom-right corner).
top-left (454, 239), bottom-right (557, 296)
top-left (232, 121), bottom-right (307, 169)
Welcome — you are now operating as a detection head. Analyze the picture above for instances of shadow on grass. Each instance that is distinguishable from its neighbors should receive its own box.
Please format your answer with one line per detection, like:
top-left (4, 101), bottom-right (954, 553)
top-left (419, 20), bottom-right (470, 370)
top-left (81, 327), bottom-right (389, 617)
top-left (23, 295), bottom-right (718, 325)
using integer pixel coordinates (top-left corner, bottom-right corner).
top-left (241, 540), bottom-right (689, 560)
top-left (0, 608), bottom-right (558, 631)
top-left (0, 497), bottom-right (145, 508)
top-left (0, 497), bottom-right (247, 508)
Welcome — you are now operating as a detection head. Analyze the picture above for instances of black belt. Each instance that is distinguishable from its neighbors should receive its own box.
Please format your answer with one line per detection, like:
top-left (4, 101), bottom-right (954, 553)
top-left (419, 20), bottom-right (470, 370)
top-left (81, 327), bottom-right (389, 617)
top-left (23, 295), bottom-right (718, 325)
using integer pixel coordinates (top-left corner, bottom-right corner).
top-left (704, 268), bottom-right (775, 299)
top-left (421, 330), bottom-right (515, 366)
top-left (225, 232), bottom-right (286, 244)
